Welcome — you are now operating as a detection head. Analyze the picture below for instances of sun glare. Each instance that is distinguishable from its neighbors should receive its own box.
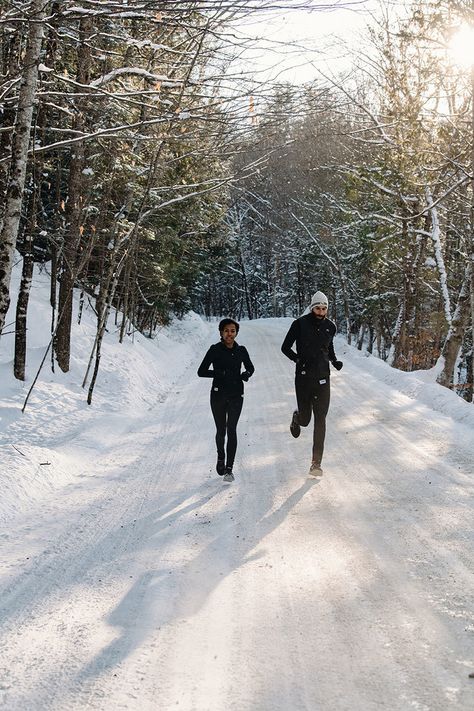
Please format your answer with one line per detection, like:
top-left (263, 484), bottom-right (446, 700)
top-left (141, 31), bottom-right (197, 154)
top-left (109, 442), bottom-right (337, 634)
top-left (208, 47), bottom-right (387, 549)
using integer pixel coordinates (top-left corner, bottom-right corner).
top-left (449, 25), bottom-right (474, 68)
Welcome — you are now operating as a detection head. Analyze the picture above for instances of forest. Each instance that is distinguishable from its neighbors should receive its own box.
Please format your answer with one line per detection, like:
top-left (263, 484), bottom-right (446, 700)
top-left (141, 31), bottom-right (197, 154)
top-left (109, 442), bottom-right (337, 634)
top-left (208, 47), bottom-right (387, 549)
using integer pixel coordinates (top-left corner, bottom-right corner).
top-left (0, 0), bottom-right (473, 403)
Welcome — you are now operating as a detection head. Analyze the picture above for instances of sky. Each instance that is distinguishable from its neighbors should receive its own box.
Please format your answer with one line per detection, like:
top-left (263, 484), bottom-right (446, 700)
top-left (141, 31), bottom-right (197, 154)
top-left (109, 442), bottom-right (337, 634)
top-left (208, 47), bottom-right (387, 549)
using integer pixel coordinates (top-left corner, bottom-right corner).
top-left (235, 0), bottom-right (378, 84)
top-left (0, 260), bottom-right (473, 709)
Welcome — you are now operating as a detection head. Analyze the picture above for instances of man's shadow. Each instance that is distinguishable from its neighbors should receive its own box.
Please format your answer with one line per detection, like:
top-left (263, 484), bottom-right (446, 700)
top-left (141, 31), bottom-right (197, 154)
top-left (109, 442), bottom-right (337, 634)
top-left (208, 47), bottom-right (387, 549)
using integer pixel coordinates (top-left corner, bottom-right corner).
top-left (73, 476), bottom-right (318, 692)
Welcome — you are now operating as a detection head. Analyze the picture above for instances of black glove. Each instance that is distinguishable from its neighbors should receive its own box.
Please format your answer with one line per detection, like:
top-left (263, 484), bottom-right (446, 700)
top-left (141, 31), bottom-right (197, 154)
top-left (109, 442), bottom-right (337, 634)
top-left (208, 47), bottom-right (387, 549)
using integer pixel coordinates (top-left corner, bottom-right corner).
top-left (241, 370), bottom-right (251, 382)
top-left (332, 360), bottom-right (343, 371)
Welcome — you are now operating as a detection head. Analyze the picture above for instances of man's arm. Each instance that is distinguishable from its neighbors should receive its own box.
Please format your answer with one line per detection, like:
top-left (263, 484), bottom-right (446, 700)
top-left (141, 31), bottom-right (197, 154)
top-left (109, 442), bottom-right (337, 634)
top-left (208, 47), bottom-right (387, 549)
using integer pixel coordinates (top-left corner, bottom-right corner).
top-left (281, 320), bottom-right (299, 362)
top-left (329, 333), bottom-right (343, 370)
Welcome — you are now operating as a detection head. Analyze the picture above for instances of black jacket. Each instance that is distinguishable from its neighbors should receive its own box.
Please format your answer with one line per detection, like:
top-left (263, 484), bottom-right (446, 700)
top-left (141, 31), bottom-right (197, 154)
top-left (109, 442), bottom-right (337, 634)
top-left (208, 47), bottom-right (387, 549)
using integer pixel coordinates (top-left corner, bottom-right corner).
top-left (197, 341), bottom-right (255, 396)
top-left (281, 313), bottom-right (337, 380)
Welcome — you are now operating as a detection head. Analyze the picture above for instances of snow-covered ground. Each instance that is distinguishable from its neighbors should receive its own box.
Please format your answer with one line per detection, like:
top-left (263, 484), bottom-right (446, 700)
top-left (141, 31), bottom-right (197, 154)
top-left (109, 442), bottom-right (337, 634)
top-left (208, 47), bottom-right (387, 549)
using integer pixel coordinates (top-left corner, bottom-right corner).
top-left (0, 264), bottom-right (473, 710)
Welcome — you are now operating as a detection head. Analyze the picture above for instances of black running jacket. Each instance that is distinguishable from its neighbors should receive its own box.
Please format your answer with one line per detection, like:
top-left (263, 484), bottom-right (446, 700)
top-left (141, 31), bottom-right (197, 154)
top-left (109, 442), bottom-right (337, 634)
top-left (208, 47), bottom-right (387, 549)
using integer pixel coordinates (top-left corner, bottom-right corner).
top-left (281, 313), bottom-right (337, 380)
top-left (198, 341), bottom-right (255, 396)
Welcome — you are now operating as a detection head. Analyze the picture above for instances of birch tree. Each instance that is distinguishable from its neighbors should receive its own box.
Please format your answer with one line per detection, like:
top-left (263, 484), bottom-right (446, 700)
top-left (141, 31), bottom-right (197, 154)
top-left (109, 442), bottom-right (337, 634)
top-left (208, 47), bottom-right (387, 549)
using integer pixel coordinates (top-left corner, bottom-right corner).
top-left (0, 0), bottom-right (47, 337)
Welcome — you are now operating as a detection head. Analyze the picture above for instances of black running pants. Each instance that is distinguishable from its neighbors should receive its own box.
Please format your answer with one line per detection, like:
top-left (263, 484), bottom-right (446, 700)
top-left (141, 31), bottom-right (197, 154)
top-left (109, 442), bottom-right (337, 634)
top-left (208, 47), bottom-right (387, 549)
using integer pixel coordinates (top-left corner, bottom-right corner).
top-left (210, 392), bottom-right (244, 469)
top-left (295, 375), bottom-right (330, 465)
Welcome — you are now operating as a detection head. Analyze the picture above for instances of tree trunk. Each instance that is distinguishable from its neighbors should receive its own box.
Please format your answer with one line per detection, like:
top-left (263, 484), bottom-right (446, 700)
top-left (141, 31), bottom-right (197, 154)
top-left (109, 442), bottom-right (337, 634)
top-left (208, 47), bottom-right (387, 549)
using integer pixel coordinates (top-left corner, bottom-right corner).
top-left (0, 30), bottom-right (20, 210)
top-left (87, 257), bottom-right (127, 405)
top-left (238, 247), bottom-right (253, 320)
top-left (333, 250), bottom-right (351, 344)
top-left (0, 0), bottom-right (46, 336)
top-left (389, 300), bottom-right (404, 367)
top-left (14, 232), bottom-right (35, 380)
top-left (368, 325), bottom-right (374, 354)
top-left (436, 266), bottom-right (471, 388)
top-left (357, 323), bottom-right (367, 351)
top-left (54, 16), bottom-right (92, 372)
top-left (469, 62), bottom-right (474, 402)
top-left (391, 216), bottom-right (420, 370)
top-left (119, 256), bottom-right (132, 343)
top-left (410, 220), bottom-right (428, 369)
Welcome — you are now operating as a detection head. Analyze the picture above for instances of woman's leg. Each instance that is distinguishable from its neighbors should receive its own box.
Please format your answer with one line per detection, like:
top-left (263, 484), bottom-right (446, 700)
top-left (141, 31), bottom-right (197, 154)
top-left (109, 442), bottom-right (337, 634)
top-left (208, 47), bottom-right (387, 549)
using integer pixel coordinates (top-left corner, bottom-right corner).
top-left (225, 395), bottom-right (243, 469)
top-left (210, 392), bottom-right (226, 462)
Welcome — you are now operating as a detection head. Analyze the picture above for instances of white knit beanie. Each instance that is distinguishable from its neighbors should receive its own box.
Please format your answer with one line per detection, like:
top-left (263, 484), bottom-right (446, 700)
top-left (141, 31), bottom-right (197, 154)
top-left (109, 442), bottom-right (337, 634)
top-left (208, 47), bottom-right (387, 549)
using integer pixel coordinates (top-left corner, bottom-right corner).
top-left (310, 291), bottom-right (328, 309)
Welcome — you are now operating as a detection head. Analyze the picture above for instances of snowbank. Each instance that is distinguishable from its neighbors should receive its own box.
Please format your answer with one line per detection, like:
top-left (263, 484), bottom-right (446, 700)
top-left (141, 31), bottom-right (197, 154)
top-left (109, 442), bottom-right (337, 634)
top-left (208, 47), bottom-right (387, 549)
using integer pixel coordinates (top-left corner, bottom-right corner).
top-left (335, 335), bottom-right (474, 431)
top-left (0, 261), bottom-right (210, 522)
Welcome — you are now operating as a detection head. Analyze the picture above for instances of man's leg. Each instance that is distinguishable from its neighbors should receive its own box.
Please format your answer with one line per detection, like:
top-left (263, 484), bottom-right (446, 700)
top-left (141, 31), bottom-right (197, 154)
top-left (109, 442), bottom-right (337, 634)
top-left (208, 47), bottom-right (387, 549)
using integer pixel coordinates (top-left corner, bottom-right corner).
top-left (295, 374), bottom-right (313, 427)
top-left (311, 382), bottom-right (330, 465)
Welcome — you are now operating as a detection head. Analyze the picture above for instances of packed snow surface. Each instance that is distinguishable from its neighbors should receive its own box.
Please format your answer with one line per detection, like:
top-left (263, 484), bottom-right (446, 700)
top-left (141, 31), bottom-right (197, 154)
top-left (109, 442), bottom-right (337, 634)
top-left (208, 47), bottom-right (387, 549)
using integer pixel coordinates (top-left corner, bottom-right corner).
top-left (0, 266), bottom-right (473, 710)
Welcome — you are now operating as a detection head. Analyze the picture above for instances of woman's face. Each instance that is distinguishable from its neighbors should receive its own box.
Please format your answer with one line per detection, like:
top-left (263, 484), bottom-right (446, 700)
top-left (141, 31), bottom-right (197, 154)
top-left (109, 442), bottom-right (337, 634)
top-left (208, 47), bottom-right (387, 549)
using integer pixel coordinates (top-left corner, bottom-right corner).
top-left (221, 324), bottom-right (237, 347)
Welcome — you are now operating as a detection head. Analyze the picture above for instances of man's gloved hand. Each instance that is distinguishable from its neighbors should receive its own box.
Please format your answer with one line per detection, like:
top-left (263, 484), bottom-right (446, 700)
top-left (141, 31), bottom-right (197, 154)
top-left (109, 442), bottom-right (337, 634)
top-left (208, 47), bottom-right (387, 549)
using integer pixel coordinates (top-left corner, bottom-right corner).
top-left (241, 370), bottom-right (251, 382)
top-left (332, 360), bottom-right (343, 371)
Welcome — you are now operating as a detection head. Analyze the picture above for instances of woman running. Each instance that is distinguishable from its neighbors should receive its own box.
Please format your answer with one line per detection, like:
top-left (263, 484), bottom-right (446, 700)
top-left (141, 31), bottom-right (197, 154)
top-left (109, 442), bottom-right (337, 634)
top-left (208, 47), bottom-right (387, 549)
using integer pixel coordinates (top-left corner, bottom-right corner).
top-left (197, 318), bottom-right (254, 482)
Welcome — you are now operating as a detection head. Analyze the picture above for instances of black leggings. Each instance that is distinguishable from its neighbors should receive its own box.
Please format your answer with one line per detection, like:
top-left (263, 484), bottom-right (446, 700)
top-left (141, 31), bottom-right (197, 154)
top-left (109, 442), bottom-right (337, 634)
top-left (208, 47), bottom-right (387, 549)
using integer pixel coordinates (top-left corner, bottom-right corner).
top-left (210, 391), bottom-right (243, 469)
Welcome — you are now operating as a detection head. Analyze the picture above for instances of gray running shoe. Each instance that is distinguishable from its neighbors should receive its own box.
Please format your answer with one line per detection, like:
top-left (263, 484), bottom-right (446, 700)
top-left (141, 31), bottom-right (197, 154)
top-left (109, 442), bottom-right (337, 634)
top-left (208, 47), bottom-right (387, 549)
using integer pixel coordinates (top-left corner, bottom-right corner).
top-left (309, 461), bottom-right (323, 477)
top-left (223, 467), bottom-right (234, 482)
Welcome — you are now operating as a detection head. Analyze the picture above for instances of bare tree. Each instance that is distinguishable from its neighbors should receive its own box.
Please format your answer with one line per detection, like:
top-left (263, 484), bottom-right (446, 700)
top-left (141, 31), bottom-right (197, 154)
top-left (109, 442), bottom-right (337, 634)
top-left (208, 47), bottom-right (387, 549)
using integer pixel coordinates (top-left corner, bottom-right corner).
top-left (0, 0), bottom-right (48, 336)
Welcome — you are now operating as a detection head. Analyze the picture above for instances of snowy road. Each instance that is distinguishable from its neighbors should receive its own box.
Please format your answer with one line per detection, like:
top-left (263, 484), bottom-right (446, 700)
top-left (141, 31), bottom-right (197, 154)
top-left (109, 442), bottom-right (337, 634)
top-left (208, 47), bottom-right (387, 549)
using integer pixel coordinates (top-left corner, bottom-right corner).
top-left (1, 319), bottom-right (473, 710)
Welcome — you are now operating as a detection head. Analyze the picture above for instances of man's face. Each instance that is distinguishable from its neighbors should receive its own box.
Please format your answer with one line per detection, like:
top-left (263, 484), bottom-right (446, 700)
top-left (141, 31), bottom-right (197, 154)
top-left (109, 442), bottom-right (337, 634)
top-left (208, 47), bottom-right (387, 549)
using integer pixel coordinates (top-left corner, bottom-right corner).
top-left (312, 304), bottom-right (327, 320)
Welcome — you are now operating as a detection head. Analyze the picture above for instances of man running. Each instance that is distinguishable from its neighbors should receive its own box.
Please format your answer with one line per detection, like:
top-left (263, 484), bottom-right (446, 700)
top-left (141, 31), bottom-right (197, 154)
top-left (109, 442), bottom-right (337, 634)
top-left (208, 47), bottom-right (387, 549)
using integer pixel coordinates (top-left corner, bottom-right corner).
top-left (281, 291), bottom-right (343, 476)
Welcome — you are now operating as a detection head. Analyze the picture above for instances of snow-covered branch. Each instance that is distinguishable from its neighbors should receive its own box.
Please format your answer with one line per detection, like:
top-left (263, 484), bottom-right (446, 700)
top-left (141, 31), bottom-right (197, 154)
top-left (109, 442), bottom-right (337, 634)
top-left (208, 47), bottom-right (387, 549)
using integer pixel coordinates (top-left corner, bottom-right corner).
top-left (90, 67), bottom-right (181, 89)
